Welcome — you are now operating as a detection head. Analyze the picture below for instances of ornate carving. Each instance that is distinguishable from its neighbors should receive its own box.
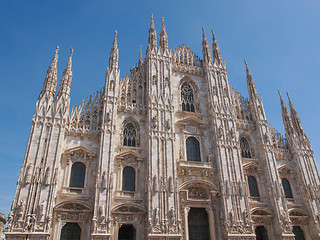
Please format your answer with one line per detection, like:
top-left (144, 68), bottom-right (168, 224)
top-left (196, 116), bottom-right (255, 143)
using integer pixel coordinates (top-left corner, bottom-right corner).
top-left (188, 187), bottom-right (208, 199)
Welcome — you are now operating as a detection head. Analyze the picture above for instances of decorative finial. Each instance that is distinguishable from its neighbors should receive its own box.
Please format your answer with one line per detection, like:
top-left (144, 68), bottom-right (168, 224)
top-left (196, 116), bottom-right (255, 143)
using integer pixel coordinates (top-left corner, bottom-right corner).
top-left (70, 48), bottom-right (74, 56)
top-left (55, 46), bottom-right (59, 54)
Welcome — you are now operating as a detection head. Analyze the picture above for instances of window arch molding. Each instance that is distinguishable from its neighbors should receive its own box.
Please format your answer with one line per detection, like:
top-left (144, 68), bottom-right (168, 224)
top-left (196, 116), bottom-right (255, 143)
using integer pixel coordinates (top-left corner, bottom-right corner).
top-left (239, 134), bottom-right (255, 159)
top-left (179, 77), bottom-right (198, 113)
top-left (122, 118), bottom-right (140, 147)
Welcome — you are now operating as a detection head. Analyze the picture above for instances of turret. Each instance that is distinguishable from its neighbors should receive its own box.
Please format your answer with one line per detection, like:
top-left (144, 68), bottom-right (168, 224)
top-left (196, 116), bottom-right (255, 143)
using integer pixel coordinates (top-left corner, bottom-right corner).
top-left (211, 29), bottom-right (222, 67)
top-left (147, 14), bottom-right (157, 54)
top-left (56, 48), bottom-right (73, 99)
top-left (159, 17), bottom-right (168, 52)
top-left (202, 27), bottom-right (212, 64)
top-left (38, 46), bottom-right (59, 100)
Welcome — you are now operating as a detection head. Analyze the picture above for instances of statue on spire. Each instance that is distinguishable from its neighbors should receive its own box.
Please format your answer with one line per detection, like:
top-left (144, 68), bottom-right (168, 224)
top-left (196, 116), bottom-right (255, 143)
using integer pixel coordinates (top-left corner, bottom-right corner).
top-left (147, 14), bottom-right (157, 53)
top-left (211, 29), bottom-right (222, 66)
top-left (287, 92), bottom-right (305, 137)
top-left (108, 30), bottom-right (119, 70)
top-left (278, 90), bottom-right (295, 136)
top-left (39, 46), bottom-right (59, 100)
top-left (57, 48), bottom-right (73, 98)
top-left (160, 17), bottom-right (168, 52)
top-left (202, 27), bottom-right (212, 63)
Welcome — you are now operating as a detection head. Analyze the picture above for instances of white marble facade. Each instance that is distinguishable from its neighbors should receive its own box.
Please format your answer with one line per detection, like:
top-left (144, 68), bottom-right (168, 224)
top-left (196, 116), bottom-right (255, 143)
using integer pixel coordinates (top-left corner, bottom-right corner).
top-left (5, 15), bottom-right (320, 240)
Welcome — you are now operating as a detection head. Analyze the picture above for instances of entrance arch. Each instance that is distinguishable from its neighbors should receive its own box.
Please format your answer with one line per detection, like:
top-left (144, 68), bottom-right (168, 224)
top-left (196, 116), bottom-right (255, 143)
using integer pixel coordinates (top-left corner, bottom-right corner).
top-left (60, 222), bottom-right (81, 240)
top-left (118, 224), bottom-right (136, 240)
top-left (293, 226), bottom-right (305, 240)
top-left (188, 208), bottom-right (210, 240)
top-left (255, 226), bottom-right (268, 240)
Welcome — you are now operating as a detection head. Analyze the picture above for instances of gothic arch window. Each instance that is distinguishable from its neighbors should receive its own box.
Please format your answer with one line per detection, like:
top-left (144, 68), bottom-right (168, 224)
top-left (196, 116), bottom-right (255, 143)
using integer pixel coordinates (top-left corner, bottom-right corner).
top-left (240, 137), bottom-right (254, 158)
top-left (186, 137), bottom-right (201, 162)
top-left (69, 162), bottom-right (86, 188)
top-left (282, 178), bottom-right (293, 198)
top-left (248, 175), bottom-right (260, 197)
top-left (122, 166), bottom-right (135, 191)
top-left (123, 122), bottom-right (137, 147)
top-left (181, 82), bottom-right (195, 112)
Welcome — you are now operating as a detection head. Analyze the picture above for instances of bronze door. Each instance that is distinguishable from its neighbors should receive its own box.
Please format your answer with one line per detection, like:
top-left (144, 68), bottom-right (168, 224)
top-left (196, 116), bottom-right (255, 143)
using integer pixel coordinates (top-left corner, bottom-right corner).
top-left (188, 208), bottom-right (210, 240)
top-left (60, 222), bottom-right (81, 240)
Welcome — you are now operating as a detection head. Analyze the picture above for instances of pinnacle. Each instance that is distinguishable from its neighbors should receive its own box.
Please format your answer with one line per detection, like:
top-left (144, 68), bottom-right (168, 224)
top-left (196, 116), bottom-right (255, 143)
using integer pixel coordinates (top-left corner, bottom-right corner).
top-left (113, 30), bottom-right (118, 49)
top-left (150, 13), bottom-right (155, 29)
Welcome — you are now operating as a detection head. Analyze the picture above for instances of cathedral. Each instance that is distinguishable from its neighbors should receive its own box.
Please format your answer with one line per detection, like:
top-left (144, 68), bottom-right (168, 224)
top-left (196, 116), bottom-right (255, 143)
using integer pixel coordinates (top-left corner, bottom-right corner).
top-left (5, 15), bottom-right (320, 240)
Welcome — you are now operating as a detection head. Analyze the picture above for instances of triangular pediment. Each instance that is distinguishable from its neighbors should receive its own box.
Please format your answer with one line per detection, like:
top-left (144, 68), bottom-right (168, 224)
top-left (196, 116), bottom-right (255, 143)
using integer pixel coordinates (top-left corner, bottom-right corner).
top-left (175, 116), bottom-right (206, 129)
top-left (115, 150), bottom-right (143, 161)
top-left (112, 203), bottom-right (146, 214)
top-left (277, 164), bottom-right (294, 173)
top-left (64, 146), bottom-right (96, 158)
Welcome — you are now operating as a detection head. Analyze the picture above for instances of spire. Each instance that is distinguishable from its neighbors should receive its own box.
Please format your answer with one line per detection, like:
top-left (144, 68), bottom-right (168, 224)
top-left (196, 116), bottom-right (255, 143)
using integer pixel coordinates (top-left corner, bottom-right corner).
top-left (160, 17), bottom-right (168, 51)
top-left (39, 46), bottom-right (59, 99)
top-left (287, 92), bottom-right (304, 136)
top-left (139, 45), bottom-right (143, 65)
top-left (57, 48), bottom-right (73, 98)
top-left (211, 29), bottom-right (222, 66)
top-left (202, 27), bottom-right (212, 63)
top-left (147, 14), bottom-right (157, 53)
top-left (108, 30), bottom-right (119, 69)
top-left (278, 90), bottom-right (295, 136)
top-left (244, 59), bottom-right (258, 98)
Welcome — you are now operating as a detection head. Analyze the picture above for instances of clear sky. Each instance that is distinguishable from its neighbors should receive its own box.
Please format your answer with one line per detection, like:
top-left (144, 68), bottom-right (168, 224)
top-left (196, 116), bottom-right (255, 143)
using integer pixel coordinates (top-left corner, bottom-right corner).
top-left (0, 0), bottom-right (320, 216)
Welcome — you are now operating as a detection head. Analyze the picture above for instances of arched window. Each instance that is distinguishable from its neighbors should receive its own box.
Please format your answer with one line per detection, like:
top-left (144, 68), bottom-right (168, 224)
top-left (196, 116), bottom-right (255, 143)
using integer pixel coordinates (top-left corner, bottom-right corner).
top-left (248, 175), bottom-right (260, 197)
top-left (240, 137), bottom-right (253, 158)
top-left (255, 226), bottom-right (269, 240)
top-left (293, 226), bottom-right (305, 240)
top-left (69, 162), bottom-right (86, 188)
top-left (122, 166), bottom-right (135, 191)
top-left (282, 178), bottom-right (293, 198)
top-left (181, 82), bottom-right (195, 112)
top-left (123, 122), bottom-right (137, 147)
top-left (186, 137), bottom-right (201, 162)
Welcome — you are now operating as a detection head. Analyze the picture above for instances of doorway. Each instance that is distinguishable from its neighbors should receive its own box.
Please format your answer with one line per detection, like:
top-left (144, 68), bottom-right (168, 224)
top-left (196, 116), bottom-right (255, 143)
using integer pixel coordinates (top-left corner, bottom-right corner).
top-left (188, 208), bottom-right (210, 240)
top-left (118, 224), bottom-right (136, 240)
top-left (255, 226), bottom-right (268, 240)
top-left (60, 222), bottom-right (81, 240)
top-left (293, 226), bottom-right (305, 240)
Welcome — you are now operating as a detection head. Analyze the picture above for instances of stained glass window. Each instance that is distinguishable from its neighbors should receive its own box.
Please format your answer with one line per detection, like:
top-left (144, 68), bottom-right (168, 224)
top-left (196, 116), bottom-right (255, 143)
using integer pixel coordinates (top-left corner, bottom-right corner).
top-left (181, 82), bottom-right (195, 112)
top-left (123, 122), bottom-right (137, 147)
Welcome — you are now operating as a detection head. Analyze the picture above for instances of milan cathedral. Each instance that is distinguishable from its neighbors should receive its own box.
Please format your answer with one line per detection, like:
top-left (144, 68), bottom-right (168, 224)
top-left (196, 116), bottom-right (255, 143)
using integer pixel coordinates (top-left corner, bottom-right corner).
top-left (5, 15), bottom-right (320, 240)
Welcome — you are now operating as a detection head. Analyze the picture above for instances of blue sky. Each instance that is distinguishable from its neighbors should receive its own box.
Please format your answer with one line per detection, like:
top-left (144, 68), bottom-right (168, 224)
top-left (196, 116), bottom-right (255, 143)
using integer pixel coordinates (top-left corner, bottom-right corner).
top-left (0, 0), bottom-right (320, 216)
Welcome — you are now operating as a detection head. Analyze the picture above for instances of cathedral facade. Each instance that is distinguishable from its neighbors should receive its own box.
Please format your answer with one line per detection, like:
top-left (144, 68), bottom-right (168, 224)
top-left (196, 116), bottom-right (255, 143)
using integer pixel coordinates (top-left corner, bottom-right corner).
top-left (5, 15), bottom-right (320, 240)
